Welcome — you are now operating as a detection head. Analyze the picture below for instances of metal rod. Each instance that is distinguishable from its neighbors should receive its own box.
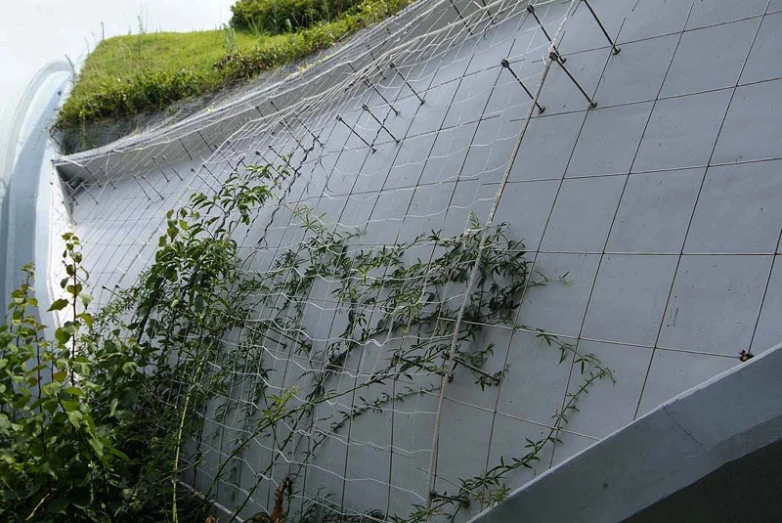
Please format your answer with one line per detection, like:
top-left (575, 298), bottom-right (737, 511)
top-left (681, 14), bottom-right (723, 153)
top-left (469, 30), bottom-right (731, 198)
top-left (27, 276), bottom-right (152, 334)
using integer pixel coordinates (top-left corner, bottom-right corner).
top-left (197, 130), bottom-right (213, 152)
top-left (63, 181), bottom-right (79, 206)
top-left (76, 180), bottom-right (99, 204)
top-left (190, 167), bottom-right (212, 188)
top-left (292, 108), bottom-right (323, 146)
top-left (98, 167), bottom-right (117, 189)
top-left (268, 145), bottom-right (300, 174)
top-left (336, 115), bottom-right (376, 152)
top-left (162, 155), bottom-right (184, 181)
top-left (179, 138), bottom-right (193, 160)
top-left (141, 175), bottom-right (164, 200)
top-left (356, 53), bottom-right (387, 80)
top-left (133, 175), bottom-right (151, 200)
top-left (365, 43), bottom-right (380, 64)
top-left (550, 49), bottom-right (597, 108)
top-left (389, 62), bottom-right (425, 104)
top-left (100, 285), bottom-right (120, 298)
top-left (255, 150), bottom-right (270, 164)
top-left (362, 76), bottom-right (400, 115)
top-left (500, 59), bottom-right (546, 113)
top-left (267, 144), bottom-right (288, 165)
top-left (223, 141), bottom-right (248, 168)
top-left (362, 104), bottom-right (399, 143)
top-left (581, 0), bottom-right (620, 54)
top-left (527, 4), bottom-right (554, 44)
top-left (448, 0), bottom-right (474, 35)
top-left (393, 355), bottom-right (442, 375)
top-left (278, 119), bottom-right (307, 151)
top-left (474, 0), bottom-right (497, 26)
top-left (201, 163), bottom-right (222, 184)
top-left (83, 165), bottom-right (103, 188)
top-left (152, 156), bottom-right (171, 183)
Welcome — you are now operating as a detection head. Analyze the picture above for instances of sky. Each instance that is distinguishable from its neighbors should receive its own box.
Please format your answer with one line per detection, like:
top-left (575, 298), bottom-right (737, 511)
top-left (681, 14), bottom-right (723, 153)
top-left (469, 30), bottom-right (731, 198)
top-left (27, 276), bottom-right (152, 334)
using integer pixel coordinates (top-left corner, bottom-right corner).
top-left (0, 0), bottom-right (236, 132)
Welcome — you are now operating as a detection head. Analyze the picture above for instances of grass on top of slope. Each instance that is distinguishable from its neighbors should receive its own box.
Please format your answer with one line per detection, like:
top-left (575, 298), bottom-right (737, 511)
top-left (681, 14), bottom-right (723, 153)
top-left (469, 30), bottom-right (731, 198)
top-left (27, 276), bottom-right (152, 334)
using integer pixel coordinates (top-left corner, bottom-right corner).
top-left (56, 0), bottom-right (413, 130)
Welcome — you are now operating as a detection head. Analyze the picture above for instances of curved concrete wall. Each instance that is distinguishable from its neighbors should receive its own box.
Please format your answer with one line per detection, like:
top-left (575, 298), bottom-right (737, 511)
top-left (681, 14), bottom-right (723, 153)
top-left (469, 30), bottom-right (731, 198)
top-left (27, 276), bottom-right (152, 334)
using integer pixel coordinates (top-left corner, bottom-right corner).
top-left (37, 0), bottom-right (782, 520)
top-left (1, 64), bottom-right (70, 317)
top-left (468, 342), bottom-right (782, 523)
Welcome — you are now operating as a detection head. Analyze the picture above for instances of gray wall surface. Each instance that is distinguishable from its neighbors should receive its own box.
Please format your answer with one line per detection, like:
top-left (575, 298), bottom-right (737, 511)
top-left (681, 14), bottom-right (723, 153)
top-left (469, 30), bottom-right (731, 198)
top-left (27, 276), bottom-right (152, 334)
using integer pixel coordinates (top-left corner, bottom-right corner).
top-left (469, 342), bottom-right (782, 523)
top-left (625, 440), bottom-right (782, 523)
top-left (41, 0), bottom-right (782, 520)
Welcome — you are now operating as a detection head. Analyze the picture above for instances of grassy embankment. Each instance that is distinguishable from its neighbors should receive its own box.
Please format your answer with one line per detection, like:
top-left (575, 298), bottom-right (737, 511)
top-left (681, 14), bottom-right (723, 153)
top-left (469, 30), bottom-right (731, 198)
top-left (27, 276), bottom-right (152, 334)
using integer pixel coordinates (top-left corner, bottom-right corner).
top-left (55, 0), bottom-right (413, 131)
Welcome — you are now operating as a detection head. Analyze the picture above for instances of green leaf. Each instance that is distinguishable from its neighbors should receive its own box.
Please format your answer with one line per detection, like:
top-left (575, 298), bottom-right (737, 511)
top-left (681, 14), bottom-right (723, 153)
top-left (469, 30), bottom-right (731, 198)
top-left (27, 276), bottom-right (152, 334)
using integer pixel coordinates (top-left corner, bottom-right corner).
top-left (67, 410), bottom-right (83, 428)
top-left (64, 386), bottom-right (85, 398)
top-left (48, 497), bottom-right (69, 514)
top-left (109, 397), bottom-right (119, 418)
top-left (88, 437), bottom-right (104, 457)
top-left (79, 312), bottom-right (94, 328)
top-left (107, 446), bottom-right (130, 461)
top-left (61, 399), bottom-right (80, 412)
top-left (54, 329), bottom-right (71, 345)
top-left (13, 394), bottom-right (30, 409)
top-left (48, 298), bottom-right (69, 312)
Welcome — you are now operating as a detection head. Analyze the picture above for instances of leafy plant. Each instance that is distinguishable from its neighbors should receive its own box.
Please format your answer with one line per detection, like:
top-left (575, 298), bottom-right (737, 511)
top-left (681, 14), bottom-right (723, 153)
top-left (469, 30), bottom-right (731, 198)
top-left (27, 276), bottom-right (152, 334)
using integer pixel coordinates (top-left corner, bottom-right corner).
top-left (1, 157), bottom-right (615, 522)
top-left (0, 238), bottom-right (132, 522)
top-left (222, 23), bottom-right (239, 52)
top-left (0, 163), bottom-right (292, 522)
top-left (229, 0), bottom-right (364, 34)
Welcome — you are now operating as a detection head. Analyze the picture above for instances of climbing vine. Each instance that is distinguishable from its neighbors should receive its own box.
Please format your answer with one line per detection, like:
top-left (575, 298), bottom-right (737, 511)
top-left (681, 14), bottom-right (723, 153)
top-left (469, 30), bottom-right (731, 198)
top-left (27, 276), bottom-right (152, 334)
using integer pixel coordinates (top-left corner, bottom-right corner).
top-left (1, 158), bottom-right (614, 522)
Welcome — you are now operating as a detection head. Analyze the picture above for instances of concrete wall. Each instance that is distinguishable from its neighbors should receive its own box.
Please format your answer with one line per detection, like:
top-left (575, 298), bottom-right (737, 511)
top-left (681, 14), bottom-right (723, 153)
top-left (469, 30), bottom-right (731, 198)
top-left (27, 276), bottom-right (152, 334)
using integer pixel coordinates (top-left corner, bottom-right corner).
top-left (1, 65), bottom-right (70, 317)
top-left (469, 342), bottom-right (782, 523)
top-left (39, 0), bottom-right (782, 520)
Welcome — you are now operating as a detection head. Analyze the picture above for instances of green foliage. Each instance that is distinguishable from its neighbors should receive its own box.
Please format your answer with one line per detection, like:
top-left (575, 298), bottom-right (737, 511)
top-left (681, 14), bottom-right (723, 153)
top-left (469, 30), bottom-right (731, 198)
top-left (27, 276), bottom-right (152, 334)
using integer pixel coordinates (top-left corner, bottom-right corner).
top-left (0, 164), bottom-right (290, 522)
top-left (59, 68), bottom-right (201, 124)
top-left (55, 0), bottom-right (415, 131)
top-left (214, 15), bottom-right (361, 83)
top-left (0, 239), bottom-right (132, 522)
top-left (230, 0), bottom-right (363, 34)
top-left (1, 157), bottom-right (615, 522)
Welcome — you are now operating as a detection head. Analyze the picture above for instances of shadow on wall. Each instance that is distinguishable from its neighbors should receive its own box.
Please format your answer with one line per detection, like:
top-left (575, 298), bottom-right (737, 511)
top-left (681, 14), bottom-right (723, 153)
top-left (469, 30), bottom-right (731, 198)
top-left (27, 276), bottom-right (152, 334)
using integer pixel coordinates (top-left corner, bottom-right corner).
top-left (623, 439), bottom-right (782, 523)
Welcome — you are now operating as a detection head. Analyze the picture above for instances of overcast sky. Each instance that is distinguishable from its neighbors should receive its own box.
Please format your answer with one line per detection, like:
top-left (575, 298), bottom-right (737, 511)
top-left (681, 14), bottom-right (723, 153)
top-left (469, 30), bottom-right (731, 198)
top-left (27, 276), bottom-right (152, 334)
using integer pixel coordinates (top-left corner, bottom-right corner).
top-left (0, 0), bottom-right (235, 128)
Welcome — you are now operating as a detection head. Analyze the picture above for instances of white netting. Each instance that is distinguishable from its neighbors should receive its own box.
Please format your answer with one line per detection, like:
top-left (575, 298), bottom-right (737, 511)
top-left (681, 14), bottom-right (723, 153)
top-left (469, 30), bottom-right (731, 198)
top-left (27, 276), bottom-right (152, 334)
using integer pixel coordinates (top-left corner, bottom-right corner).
top-left (53, 0), bottom-right (627, 520)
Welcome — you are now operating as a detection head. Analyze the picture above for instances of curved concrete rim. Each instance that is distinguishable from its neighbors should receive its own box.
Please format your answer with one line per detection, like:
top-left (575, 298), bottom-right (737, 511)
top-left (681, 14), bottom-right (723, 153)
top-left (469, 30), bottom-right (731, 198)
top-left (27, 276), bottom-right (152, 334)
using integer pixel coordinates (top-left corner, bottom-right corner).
top-left (1, 64), bottom-right (71, 318)
top-left (1, 61), bottom-right (71, 180)
top-left (468, 342), bottom-right (782, 523)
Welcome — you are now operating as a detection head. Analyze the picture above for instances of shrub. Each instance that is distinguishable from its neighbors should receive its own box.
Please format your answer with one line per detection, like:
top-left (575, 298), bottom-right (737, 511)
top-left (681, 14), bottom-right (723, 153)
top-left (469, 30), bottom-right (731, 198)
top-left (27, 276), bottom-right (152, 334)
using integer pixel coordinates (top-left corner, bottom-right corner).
top-left (230, 0), bottom-right (363, 33)
top-left (0, 239), bottom-right (151, 522)
top-left (0, 165), bottom-right (284, 522)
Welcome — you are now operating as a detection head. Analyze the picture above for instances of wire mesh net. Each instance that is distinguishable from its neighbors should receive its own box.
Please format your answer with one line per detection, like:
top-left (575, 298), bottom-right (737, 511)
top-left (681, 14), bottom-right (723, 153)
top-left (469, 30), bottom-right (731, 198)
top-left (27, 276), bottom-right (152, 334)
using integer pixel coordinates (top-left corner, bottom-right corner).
top-left (51, 0), bottom-right (628, 520)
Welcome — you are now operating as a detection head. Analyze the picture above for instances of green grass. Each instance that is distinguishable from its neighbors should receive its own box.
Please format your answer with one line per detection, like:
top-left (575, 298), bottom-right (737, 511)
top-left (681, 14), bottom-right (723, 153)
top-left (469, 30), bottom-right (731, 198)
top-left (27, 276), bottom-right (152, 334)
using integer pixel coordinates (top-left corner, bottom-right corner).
top-left (56, 0), bottom-right (413, 130)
